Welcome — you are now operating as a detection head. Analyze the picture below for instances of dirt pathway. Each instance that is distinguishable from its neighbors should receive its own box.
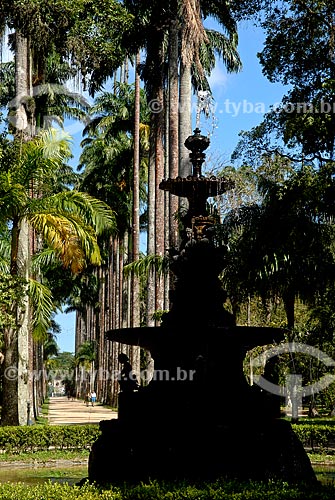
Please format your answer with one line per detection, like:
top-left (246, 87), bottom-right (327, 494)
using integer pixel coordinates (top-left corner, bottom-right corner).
top-left (48, 396), bottom-right (118, 425)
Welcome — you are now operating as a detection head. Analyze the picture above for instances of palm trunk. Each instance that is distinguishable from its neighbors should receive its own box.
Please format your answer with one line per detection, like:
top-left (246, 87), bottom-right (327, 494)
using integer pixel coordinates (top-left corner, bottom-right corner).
top-left (155, 84), bottom-right (165, 319)
top-left (1, 327), bottom-right (19, 425)
top-left (179, 60), bottom-right (192, 177)
top-left (14, 32), bottom-right (32, 138)
top-left (146, 116), bottom-right (157, 327)
top-left (114, 237), bottom-right (120, 329)
top-left (168, 18), bottom-right (180, 250)
top-left (132, 51), bottom-right (141, 329)
top-left (15, 31), bottom-right (33, 425)
top-left (17, 222), bottom-right (30, 425)
top-left (146, 29), bottom-right (166, 326)
top-left (121, 233), bottom-right (129, 328)
top-left (164, 91), bottom-right (170, 311)
top-left (178, 59), bottom-right (192, 242)
top-left (131, 51), bottom-right (142, 378)
top-left (97, 266), bottom-right (105, 400)
top-left (2, 214), bottom-right (30, 425)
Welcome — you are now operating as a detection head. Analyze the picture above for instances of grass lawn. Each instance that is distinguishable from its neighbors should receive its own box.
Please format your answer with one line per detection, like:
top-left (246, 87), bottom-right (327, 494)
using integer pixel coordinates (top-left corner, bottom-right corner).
top-left (0, 449), bottom-right (89, 464)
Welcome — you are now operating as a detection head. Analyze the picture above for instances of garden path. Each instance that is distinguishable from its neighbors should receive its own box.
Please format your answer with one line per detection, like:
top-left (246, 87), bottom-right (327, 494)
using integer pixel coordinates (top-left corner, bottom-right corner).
top-left (48, 396), bottom-right (118, 425)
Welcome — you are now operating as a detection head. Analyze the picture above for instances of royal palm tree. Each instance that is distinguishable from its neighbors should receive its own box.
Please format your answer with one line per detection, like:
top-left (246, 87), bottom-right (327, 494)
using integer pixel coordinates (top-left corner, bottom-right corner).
top-left (124, 0), bottom-right (241, 306)
top-left (76, 80), bottom-right (150, 402)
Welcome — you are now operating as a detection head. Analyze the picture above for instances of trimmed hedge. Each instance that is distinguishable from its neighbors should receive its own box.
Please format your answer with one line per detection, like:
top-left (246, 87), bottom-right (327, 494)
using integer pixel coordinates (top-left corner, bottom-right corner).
top-left (0, 480), bottom-right (334, 500)
top-left (292, 423), bottom-right (335, 451)
top-left (0, 424), bottom-right (101, 454)
top-left (0, 421), bottom-right (333, 456)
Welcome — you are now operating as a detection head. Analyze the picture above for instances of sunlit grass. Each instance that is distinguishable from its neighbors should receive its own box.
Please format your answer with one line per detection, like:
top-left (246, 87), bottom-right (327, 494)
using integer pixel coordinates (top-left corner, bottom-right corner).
top-left (0, 449), bottom-right (89, 463)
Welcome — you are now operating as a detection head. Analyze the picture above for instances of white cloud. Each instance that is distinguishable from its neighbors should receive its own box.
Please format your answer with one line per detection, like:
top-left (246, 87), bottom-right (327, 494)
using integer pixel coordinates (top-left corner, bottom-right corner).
top-left (208, 63), bottom-right (228, 90)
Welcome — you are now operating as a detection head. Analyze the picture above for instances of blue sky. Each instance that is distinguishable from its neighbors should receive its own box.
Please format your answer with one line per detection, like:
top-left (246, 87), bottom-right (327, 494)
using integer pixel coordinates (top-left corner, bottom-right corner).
top-left (203, 19), bottom-right (288, 162)
top-left (55, 19), bottom-right (288, 353)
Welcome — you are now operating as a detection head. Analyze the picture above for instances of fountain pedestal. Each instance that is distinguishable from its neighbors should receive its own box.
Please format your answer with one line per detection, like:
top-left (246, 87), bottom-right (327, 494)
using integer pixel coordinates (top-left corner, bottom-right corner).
top-left (88, 129), bottom-right (317, 484)
top-left (89, 325), bottom-right (315, 483)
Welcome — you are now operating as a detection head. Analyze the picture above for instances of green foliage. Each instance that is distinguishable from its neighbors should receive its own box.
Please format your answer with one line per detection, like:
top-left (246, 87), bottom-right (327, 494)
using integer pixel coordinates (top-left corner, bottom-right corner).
top-left (123, 254), bottom-right (169, 278)
top-left (193, 27), bottom-right (241, 91)
top-left (75, 341), bottom-right (96, 369)
top-left (79, 83), bottom-right (150, 234)
top-left (0, 424), bottom-right (100, 454)
top-left (151, 310), bottom-right (169, 323)
top-left (221, 158), bottom-right (335, 328)
top-left (0, 127), bottom-right (116, 338)
top-left (232, 1), bottom-right (335, 161)
top-left (29, 279), bottom-right (55, 340)
top-left (0, 61), bottom-right (15, 107)
top-left (0, 482), bottom-right (112, 500)
top-left (1, 0), bottom-right (133, 96)
top-left (0, 478), bottom-right (333, 500)
top-left (292, 423), bottom-right (335, 452)
top-left (0, 272), bottom-right (26, 333)
top-left (51, 352), bottom-right (75, 371)
top-left (0, 448), bottom-right (89, 462)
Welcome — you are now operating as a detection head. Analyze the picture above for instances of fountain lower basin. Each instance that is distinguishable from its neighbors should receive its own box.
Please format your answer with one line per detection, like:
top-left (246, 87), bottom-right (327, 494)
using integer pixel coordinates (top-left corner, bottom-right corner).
top-left (88, 325), bottom-right (316, 484)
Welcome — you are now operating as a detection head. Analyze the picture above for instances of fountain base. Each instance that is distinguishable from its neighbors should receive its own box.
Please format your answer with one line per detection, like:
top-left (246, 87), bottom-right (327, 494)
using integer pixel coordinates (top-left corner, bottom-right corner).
top-left (88, 326), bottom-right (317, 484)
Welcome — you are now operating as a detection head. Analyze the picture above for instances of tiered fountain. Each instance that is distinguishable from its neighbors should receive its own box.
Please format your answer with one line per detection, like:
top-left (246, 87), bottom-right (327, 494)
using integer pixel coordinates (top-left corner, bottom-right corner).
top-left (88, 129), bottom-right (316, 484)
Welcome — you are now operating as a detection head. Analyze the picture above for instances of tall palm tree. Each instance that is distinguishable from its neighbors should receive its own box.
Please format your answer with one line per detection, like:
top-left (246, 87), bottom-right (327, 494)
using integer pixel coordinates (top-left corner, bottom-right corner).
top-left (77, 81), bottom-right (150, 403)
top-left (0, 127), bottom-right (115, 425)
top-left (123, 0), bottom-right (241, 324)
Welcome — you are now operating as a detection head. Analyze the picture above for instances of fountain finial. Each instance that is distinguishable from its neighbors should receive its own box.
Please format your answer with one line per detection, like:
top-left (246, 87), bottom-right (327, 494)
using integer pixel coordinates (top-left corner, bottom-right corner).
top-left (184, 128), bottom-right (210, 178)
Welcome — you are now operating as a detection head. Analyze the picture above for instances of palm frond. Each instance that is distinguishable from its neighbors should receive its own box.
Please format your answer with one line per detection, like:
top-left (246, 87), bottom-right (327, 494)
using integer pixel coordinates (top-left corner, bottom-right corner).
top-left (29, 278), bottom-right (55, 341)
top-left (181, 0), bottom-right (209, 75)
top-left (201, 0), bottom-right (238, 38)
top-left (0, 171), bottom-right (29, 219)
top-left (18, 128), bottom-right (73, 188)
top-left (28, 212), bottom-right (101, 273)
top-left (139, 123), bottom-right (150, 151)
top-left (37, 128), bottom-right (73, 161)
top-left (43, 190), bottom-right (116, 235)
top-left (204, 29), bottom-right (242, 74)
top-left (75, 340), bottom-right (96, 368)
top-left (31, 248), bottom-right (59, 273)
top-left (0, 238), bottom-right (10, 273)
top-left (123, 254), bottom-right (169, 278)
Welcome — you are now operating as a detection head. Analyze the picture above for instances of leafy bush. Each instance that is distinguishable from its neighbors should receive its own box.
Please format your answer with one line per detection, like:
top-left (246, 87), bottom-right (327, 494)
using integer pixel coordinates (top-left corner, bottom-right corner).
top-left (0, 480), bottom-right (334, 500)
top-left (0, 424), bottom-right (100, 454)
top-left (0, 482), bottom-right (117, 500)
top-left (292, 424), bottom-right (335, 451)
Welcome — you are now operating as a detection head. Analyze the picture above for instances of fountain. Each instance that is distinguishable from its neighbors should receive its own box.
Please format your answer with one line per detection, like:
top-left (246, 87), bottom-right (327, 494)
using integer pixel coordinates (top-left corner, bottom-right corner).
top-left (88, 129), bottom-right (316, 484)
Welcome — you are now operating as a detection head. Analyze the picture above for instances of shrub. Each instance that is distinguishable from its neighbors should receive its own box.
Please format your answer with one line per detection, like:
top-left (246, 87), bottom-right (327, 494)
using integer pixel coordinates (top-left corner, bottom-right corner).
top-left (0, 480), bottom-right (334, 500)
top-left (0, 425), bottom-right (101, 454)
top-left (292, 424), bottom-right (335, 452)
